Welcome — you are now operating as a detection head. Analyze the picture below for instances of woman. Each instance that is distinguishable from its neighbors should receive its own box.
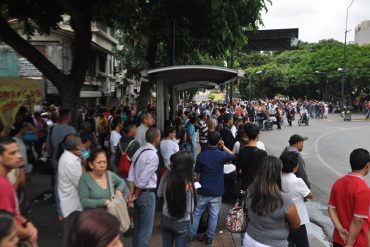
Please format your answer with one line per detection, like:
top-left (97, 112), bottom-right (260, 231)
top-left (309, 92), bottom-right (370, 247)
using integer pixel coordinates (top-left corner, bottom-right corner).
top-left (0, 210), bottom-right (19, 247)
top-left (157, 151), bottom-right (195, 247)
top-left (160, 126), bottom-right (179, 171)
top-left (243, 156), bottom-right (301, 247)
top-left (68, 209), bottom-right (123, 247)
top-left (185, 115), bottom-right (197, 157)
top-left (78, 149), bottom-right (126, 209)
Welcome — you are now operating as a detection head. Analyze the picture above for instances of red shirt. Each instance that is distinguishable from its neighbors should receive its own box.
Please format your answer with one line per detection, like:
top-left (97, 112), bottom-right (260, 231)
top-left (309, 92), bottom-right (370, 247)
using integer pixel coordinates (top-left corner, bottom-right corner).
top-left (328, 173), bottom-right (370, 246)
top-left (0, 175), bottom-right (17, 214)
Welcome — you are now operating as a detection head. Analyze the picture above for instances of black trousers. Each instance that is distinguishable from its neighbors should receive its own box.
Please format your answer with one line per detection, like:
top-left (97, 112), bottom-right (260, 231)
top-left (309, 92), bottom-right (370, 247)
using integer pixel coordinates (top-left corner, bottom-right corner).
top-left (63, 211), bottom-right (80, 247)
top-left (288, 224), bottom-right (310, 247)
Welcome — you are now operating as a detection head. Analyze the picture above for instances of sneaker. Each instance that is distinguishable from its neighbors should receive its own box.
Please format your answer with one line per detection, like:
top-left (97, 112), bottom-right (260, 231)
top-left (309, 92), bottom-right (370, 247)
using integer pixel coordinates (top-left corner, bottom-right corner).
top-left (205, 237), bottom-right (213, 246)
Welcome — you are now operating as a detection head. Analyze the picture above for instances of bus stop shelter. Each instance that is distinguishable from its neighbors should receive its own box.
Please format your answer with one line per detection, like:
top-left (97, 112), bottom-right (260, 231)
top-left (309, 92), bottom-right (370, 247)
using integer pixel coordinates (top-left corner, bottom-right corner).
top-left (141, 65), bottom-right (245, 130)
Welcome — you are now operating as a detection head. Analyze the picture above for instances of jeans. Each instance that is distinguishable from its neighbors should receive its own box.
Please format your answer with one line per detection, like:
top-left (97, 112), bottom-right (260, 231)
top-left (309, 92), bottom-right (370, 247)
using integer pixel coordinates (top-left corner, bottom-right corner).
top-left (63, 211), bottom-right (80, 247)
top-left (190, 194), bottom-right (222, 240)
top-left (288, 224), bottom-right (310, 247)
top-left (132, 191), bottom-right (156, 247)
top-left (161, 214), bottom-right (190, 247)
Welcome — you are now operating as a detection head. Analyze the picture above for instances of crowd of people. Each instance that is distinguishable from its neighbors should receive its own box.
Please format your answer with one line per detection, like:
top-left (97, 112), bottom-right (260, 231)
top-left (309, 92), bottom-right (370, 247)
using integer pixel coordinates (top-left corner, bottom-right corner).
top-left (0, 99), bottom-right (369, 247)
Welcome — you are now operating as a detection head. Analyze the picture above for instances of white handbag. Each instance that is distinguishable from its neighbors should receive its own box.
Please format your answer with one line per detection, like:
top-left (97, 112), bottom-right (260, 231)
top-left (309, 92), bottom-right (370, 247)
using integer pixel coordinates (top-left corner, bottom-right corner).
top-left (106, 171), bottom-right (130, 233)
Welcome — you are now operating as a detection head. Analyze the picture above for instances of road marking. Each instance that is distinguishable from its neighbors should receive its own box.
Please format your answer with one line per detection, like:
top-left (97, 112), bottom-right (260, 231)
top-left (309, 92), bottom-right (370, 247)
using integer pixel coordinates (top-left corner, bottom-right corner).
top-left (314, 127), bottom-right (366, 178)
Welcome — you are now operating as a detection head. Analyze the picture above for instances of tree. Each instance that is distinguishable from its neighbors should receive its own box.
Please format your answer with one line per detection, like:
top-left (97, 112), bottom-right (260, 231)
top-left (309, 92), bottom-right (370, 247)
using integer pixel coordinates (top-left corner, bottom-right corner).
top-left (114, 0), bottom-right (271, 111)
top-left (0, 0), bottom-right (135, 120)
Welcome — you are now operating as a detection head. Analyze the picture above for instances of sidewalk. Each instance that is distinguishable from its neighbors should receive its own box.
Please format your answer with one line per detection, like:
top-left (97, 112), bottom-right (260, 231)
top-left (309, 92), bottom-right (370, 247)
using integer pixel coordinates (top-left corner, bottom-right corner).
top-left (25, 173), bottom-right (330, 247)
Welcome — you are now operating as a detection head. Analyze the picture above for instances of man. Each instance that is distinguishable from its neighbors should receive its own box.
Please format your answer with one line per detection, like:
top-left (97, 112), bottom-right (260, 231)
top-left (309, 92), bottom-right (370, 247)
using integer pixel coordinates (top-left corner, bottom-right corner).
top-left (135, 112), bottom-right (154, 146)
top-left (231, 115), bottom-right (242, 138)
top-left (190, 131), bottom-right (235, 246)
top-left (0, 136), bottom-right (38, 246)
top-left (46, 109), bottom-right (76, 219)
top-left (238, 123), bottom-right (267, 190)
top-left (220, 114), bottom-right (236, 151)
top-left (115, 120), bottom-right (140, 171)
top-left (281, 134), bottom-right (310, 188)
top-left (199, 111), bottom-right (209, 151)
top-left (57, 134), bottom-right (83, 246)
top-left (109, 116), bottom-right (123, 172)
top-left (328, 148), bottom-right (370, 247)
top-left (128, 128), bottom-right (161, 247)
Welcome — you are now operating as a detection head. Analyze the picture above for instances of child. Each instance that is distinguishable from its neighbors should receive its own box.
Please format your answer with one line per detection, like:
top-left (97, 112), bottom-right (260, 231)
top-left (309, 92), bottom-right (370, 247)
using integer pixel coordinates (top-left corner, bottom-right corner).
top-left (280, 151), bottom-right (313, 247)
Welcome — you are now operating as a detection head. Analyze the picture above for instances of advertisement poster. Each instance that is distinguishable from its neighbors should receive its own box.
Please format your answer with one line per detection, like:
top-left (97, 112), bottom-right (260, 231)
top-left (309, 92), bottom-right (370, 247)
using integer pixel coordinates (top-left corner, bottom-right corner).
top-left (0, 77), bottom-right (43, 132)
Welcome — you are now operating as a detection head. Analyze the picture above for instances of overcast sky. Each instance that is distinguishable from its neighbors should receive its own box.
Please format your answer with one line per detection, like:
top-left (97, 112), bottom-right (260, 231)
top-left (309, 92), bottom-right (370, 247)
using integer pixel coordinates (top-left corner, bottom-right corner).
top-left (260, 0), bottom-right (370, 43)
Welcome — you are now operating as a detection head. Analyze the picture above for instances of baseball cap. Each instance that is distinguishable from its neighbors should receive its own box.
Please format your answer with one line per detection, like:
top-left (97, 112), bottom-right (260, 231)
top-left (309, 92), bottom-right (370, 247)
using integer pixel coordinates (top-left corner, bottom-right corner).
top-left (289, 134), bottom-right (308, 145)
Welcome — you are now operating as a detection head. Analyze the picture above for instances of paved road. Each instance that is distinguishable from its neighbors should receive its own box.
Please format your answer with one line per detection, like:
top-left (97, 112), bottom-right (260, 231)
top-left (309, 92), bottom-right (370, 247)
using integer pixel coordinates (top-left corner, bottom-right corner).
top-left (258, 113), bottom-right (370, 241)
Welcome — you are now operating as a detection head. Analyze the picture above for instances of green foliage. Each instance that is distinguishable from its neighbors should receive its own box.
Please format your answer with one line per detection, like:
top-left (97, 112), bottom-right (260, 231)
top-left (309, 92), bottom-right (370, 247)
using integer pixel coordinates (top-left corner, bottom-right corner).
top-left (237, 39), bottom-right (370, 100)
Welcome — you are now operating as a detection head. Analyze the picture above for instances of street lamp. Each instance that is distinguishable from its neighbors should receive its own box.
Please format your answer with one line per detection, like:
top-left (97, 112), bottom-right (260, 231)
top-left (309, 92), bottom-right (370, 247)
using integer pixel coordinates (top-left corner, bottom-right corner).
top-left (249, 70), bottom-right (262, 100)
top-left (341, 0), bottom-right (356, 107)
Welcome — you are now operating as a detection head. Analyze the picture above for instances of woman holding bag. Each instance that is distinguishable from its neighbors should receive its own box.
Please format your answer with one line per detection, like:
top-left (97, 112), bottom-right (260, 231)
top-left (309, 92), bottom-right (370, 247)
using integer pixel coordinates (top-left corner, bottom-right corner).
top-left (78, 149), bottom-right (126, 209)
top-left (157, 150), bottom-right (195, 247)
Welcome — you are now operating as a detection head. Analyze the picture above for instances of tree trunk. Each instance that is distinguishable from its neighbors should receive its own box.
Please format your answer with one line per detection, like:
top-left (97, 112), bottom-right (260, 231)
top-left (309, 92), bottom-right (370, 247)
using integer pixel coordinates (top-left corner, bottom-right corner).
top-left (59, 80), bottom-right (81, 127)
top-left (136, 35), bottom-right (158, 111)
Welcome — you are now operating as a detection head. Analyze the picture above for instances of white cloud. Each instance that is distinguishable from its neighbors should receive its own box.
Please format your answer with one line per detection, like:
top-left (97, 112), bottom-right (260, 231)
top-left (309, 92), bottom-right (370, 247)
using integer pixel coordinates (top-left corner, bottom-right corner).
top-left (260, 0), bottom-right (370, 42)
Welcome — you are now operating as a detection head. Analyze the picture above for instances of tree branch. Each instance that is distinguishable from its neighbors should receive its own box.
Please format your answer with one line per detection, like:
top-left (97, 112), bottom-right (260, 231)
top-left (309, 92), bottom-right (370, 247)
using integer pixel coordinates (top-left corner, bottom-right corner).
top-left (0, 15), bottom-right (67, 90)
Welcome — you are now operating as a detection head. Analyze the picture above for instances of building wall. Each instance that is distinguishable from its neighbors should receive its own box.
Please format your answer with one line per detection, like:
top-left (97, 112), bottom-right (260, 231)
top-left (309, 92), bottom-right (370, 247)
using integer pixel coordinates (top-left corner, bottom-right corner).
top-left (354, 20), bottom-right (370, 45)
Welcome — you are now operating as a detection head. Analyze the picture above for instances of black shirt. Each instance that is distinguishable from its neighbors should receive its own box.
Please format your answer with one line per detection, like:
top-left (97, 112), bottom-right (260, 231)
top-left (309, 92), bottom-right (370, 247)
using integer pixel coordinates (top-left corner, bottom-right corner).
top-left (238, 146), bottom-right (267, 190)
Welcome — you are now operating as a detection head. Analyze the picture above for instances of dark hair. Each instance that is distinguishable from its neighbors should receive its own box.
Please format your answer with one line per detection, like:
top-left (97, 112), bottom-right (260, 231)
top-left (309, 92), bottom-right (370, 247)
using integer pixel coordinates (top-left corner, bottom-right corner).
top-left (56, 134), bottom-right (81, 160)
top-left (165, 151), bottom-right (194, 219)
top-left (80, 131), bottom-right (94, 144)
top-left (111, 116), bottom-right (122, 130)
top-left (163, 126), bottom-right (175, 138)
top-left (0, 210), bottom-right (15, 242)
top-left (87, 149), bottom-right (107, 171)
top-left (350, 148), bottom-right (370, 170)
top-left (123, 120), bottom-right (136, 134)
top-left (224, 114), bottom-right (233, 124)
top-left (59, 109), bottom-right (71, 120)
top-left (280, 151), bottom-right (299, 173)
top-left (208, 131), bottom-right (221, 146)
top-left (68, 209), bottom-right (120, 247)
top-left (244, 123), bottom-right (259, 140)
top-left (0, 136), bottom-right (16, 155)
top-left (145, 128), bottom-right (160, 143)
top-left (0, 120), bottom-right (3, 133)
top-left (249, 156), bottom-right (283, 216)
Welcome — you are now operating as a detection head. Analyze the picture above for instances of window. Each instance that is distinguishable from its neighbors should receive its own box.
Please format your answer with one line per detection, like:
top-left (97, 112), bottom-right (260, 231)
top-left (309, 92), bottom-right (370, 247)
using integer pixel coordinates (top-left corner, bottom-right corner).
top-left (98, 55), bottom-right (106, 73)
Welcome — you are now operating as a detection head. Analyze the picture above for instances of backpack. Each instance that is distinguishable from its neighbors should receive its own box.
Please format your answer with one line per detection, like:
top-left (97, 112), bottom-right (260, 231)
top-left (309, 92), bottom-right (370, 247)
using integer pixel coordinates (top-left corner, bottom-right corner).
top-left (117, 140), bottom-right (136, 178)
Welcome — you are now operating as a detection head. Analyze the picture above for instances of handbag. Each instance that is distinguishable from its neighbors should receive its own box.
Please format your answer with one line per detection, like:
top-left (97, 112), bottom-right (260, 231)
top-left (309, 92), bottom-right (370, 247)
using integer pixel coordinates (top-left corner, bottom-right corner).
top-left (225, 190), bottom-right (248, 233)
top-left (106, 171), bottom-right (130, 233)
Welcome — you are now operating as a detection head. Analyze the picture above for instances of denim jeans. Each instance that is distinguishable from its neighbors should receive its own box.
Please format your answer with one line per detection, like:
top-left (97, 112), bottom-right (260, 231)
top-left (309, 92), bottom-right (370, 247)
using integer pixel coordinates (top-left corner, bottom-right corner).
top-left (190, 194), bottom-right (222, 240)
top-left (132, 191), bottom-right (156, 247)
top-left (161, 214), bottom-right (190, 247)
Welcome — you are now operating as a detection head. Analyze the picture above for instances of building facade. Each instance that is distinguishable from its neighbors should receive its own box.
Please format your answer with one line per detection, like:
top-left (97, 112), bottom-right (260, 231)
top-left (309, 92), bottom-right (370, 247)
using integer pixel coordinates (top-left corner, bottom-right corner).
top-left (354, 20), bottom-right (370, 45)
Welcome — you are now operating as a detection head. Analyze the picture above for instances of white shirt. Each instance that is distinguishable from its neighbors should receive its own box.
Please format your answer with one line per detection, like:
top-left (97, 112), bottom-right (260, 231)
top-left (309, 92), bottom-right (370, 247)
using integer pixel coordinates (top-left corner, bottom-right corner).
top-left (232, 141), bottom-right (266, 154)
top-left (281, 173), bottom-right (310, 225)
top-left (160, 139), bottom-right (179, 169)
top-left (135, 124), bottom-right (148, 146)
top-left (110, 130), bottom-right (121, 153)
top-left (58, 150), bottom-right (83, 218)
top-left (128, 143), bottom-right (159, 189)
top-left (231, 125), bottom-right (237, 138)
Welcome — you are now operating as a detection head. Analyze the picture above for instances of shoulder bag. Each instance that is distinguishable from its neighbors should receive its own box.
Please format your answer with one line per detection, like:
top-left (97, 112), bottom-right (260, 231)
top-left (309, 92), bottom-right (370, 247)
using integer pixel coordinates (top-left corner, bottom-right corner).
top-left (106, 171), bottom-right (130, 233)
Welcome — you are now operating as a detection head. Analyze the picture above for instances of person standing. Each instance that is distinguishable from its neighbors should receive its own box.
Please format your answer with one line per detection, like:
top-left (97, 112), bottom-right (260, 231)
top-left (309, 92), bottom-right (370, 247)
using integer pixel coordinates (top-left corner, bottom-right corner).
top-left (0, 137), bottom-right (38, 247)
top-left (281, 134), bottom-right (311, 188)
top-left (238, 123), bottom-right (267, 191)
top-left (280, 151), bottom-right (313, 247)
top-left (199, 112), bottom-right (209, 151)
top-left (57, 134), bottom-right (84, 247)
top-left (109, 116), bottom-right (123, 172)
top-left (190, 131), bottom-right (235, 246)
top-left (160, 126), bottom-right (179, 171)
top-left (48, 109), bottom-right (76, 220)
top-left (128, 128), bottom-right (161, 247)
top-left (97, 109), bottom-right (108, 149)
top-left (220, 114), bottom-right (235, 151)
top-left (185, 115), bottom-right (197, 158)
top-left (135, 112), bottom-right (154, 146)
top-left (328, 148), bottom-right (370, 247)
top-left (157, 151), bottom-right (194, 247)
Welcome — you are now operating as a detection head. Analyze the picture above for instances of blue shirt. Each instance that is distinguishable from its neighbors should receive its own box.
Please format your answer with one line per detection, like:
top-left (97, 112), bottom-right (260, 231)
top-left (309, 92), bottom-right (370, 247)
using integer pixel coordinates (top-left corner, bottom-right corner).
top-left (195, 147), bottom-right (235, 197)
